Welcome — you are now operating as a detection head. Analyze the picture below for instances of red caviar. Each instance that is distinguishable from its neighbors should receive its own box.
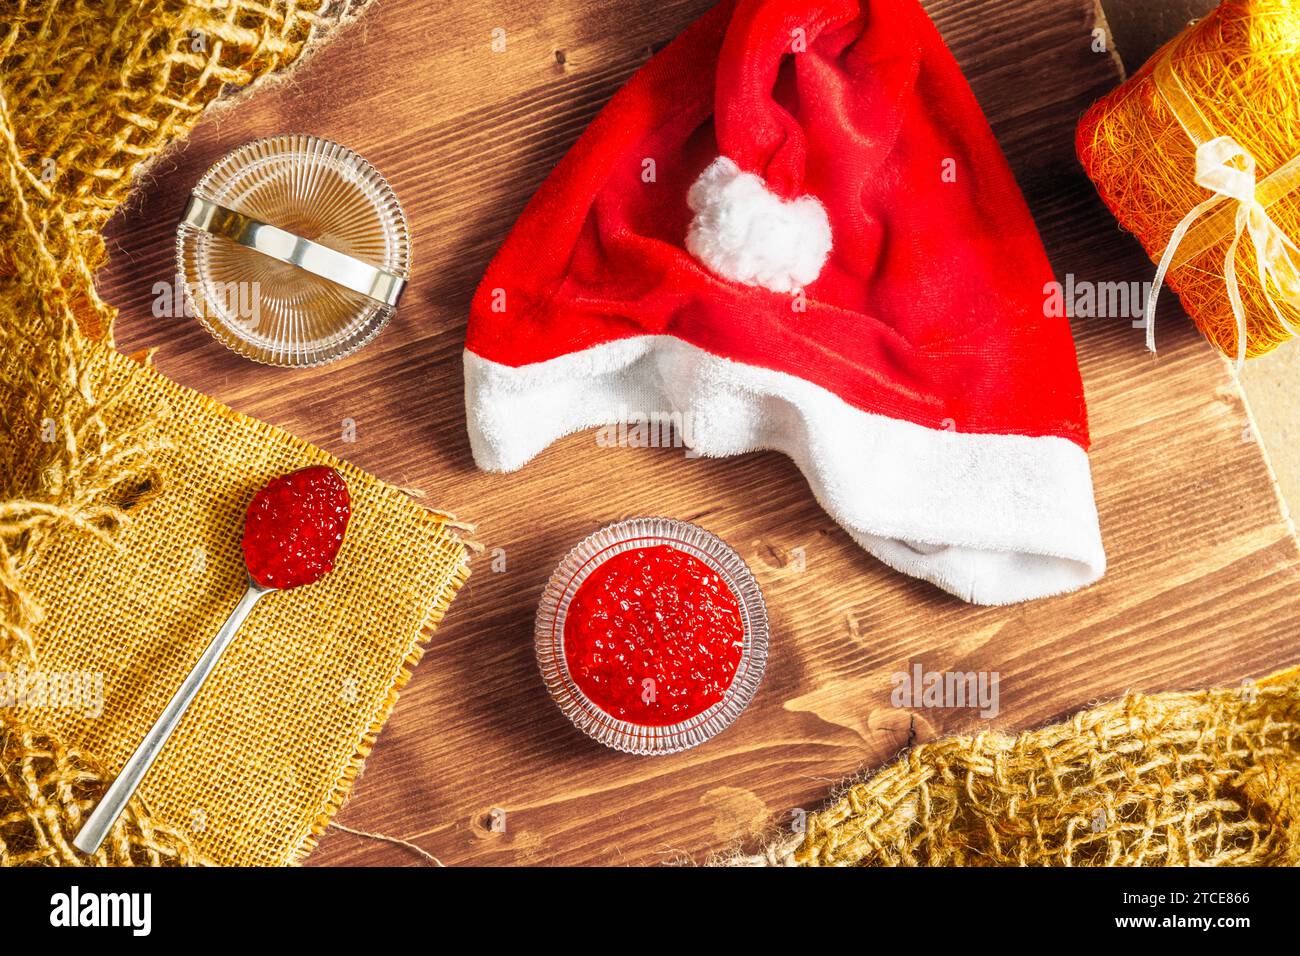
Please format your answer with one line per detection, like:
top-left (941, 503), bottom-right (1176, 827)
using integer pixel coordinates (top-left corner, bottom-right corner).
top-left (241, 466), bottom-right (351, 589)
top-left (563, 544), bottom-right (744, 726)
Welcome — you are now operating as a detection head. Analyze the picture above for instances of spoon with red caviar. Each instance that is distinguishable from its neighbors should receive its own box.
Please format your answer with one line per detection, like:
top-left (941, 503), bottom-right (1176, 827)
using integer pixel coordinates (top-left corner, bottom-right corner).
top-left (73, 465), bottom-right (350, 855)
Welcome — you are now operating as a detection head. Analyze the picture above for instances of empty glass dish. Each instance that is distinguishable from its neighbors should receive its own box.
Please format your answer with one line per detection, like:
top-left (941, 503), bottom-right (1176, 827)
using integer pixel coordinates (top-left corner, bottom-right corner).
top-left (176, 134), bottom-right (410, 367)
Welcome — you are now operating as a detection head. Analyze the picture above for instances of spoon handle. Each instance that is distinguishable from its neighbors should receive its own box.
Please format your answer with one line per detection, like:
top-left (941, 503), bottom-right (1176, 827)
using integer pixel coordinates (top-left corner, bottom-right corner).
top-left (73, 582), bottom-right (267, 856)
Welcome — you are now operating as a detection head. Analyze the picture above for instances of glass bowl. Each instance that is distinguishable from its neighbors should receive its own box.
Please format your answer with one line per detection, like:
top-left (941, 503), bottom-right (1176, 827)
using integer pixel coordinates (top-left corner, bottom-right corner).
top-left (176, 134), bottom-right (410, 367)
top-left (535, 517), bottom-right (768, 756)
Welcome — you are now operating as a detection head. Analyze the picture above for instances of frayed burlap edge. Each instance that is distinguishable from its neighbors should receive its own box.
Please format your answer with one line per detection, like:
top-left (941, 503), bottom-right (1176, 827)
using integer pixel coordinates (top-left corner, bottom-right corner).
top-left (290, 560), bottom-right (471, 865)
top-left (133, 0), bottom-right (380, 182)
top-left (0, 706), bottom-right (214, 867)
top-left (721, 667), bottom-right (1300, 867)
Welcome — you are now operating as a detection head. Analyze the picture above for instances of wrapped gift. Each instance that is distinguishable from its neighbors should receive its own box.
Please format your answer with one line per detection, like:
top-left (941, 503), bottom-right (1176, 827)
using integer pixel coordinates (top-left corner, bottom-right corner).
top-left (1078, 0), bottom-right (1300, 361)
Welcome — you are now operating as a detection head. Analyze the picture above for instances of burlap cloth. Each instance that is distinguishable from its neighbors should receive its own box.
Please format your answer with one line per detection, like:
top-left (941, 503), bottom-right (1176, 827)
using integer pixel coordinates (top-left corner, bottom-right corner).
top-left (1, 0), bottom-right (471, 866)
top-left (735, 667), bottom-right (1300, 866)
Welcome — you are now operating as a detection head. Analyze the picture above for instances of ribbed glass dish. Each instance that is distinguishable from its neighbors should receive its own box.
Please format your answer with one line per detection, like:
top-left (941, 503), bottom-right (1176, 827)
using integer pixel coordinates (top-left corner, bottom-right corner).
top-left (177, 134), bottom-right (410, 367)
top-left (536, 517), bottom-right (768, 756)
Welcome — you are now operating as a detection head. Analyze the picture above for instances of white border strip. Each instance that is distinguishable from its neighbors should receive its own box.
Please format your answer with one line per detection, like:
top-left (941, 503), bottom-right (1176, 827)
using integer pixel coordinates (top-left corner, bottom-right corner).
top-left (464, 336), bottom-right (1105, 605)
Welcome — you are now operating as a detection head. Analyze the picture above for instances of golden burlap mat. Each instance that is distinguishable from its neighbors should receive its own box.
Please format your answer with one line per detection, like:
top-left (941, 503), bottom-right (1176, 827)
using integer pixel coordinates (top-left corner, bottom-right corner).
top-left (736, 667), bottom-right (1300, 866)
top-left (1, 0), bottom-right (472, 866)
top-left (16, 344), bottom-right (470, 866)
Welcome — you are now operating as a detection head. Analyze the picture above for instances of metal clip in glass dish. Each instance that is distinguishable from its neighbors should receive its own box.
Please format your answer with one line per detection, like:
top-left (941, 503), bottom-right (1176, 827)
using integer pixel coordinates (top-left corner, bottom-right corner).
top-left (177, 134), bottom-right (410, 367)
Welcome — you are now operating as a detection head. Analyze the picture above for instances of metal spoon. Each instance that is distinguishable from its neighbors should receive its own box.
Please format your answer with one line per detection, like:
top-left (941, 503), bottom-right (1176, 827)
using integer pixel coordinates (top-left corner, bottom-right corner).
top-left (72, 576), bottom-right (272, 855)
top-left (73, 464), bottom-right (349, 855)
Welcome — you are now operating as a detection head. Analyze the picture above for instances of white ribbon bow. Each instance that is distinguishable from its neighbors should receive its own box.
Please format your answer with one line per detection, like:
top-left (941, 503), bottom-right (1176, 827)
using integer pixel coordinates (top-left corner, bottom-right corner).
top-left (1145, 135), bottom-right (1300, 368)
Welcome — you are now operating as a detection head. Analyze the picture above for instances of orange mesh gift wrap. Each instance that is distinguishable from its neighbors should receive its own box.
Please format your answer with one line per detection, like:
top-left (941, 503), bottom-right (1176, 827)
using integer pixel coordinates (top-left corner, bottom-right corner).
top-left (1077, 0), bottom-right (1300, 359)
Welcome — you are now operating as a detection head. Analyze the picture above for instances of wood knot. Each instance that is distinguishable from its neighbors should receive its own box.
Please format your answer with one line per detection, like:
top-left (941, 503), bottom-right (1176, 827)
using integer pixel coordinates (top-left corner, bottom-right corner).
top-left (471, 807), bottom-right (509, 838)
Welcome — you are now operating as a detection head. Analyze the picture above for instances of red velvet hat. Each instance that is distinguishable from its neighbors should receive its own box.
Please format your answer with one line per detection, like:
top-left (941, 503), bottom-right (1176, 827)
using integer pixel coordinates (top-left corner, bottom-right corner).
top-left (464, 0), bottom-right (1104, 604)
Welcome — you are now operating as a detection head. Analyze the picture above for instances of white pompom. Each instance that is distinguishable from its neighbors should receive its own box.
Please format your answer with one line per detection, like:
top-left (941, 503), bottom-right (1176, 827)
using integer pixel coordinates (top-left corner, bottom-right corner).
top-left (685, 156), bottom-right (832, 293)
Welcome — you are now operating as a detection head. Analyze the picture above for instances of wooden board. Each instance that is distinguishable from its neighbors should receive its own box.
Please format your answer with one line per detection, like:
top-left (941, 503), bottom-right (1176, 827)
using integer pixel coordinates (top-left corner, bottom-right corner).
top-left (97, 0), bottom-right (1300, 866)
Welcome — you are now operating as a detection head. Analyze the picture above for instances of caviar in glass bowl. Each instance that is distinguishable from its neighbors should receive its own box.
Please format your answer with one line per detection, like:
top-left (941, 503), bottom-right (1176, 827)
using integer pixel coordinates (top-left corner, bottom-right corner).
top-left (536, 517), bottom-right (768, 755)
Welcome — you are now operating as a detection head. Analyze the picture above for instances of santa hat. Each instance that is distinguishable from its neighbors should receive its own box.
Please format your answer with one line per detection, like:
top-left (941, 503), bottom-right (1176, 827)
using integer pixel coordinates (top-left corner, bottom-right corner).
top-left (464, 0), bottom-right (1105, 605)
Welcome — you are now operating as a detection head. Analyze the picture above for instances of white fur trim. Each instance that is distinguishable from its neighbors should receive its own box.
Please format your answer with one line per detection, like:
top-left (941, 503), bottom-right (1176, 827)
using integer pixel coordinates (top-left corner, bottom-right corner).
top-left (464, 337), bottom-right (1106, 605)
top-left (685, 157), bottom-right (832, 293)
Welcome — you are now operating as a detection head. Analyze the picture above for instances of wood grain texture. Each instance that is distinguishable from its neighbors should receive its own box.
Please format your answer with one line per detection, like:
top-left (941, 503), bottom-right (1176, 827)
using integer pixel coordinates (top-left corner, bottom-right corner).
top-left (96, 0), bottom-right (1300, 866)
